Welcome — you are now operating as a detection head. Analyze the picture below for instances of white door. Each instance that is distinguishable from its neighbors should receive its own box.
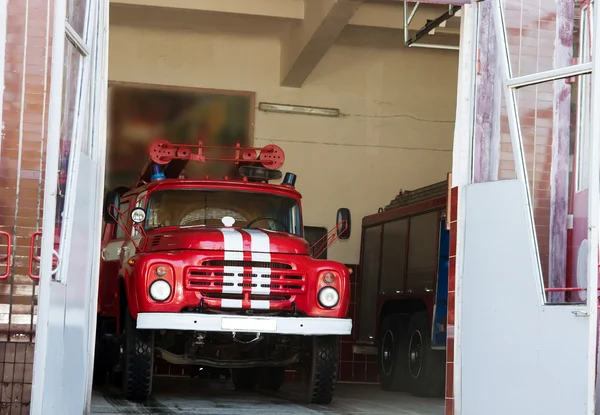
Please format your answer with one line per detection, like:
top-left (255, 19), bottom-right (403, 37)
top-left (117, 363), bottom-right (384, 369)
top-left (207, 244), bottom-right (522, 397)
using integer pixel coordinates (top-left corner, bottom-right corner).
top-left (29, 0), bottom-right (109, 413)
top-left (457, 1), bottom-right (600, 414)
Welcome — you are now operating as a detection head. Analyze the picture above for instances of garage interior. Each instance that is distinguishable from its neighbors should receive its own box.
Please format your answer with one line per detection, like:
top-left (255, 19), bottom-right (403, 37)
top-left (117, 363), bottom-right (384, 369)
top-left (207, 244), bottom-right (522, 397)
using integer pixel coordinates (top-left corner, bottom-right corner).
top-left (0, 0), bottom-right (467, 413)
top-left (93, 0), bottom-right (460, 413)
top-left (3, 0), bottom-right (599, 413)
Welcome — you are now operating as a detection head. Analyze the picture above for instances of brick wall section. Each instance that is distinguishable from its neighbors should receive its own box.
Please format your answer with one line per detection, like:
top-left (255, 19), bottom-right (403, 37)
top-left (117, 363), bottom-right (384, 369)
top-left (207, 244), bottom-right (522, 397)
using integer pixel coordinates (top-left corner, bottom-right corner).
top-left (0, 0), bottom-right (53, 413)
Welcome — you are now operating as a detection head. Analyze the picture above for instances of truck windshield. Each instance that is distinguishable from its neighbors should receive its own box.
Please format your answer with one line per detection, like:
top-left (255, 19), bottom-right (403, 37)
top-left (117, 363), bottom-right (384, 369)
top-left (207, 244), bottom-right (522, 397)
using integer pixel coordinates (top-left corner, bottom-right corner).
top-left (145, 189), bottom-right (302, 235)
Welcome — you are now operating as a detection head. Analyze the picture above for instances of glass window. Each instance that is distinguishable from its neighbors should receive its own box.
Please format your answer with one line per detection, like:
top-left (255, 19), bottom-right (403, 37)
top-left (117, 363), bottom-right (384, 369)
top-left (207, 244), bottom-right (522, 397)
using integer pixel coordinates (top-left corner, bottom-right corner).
top-left (67, 0), bottom-right (90, 39)
top-left (115, 200), bottom-right (130, 239)
top-left (515, 74), bottom-right (592, 305)
top-left (379, 219), bottom-right (409, 295)
top-left (54, 38), bottom-right (83, 259)
top-left (145, 189), bottom-right (302, 236)
top-left (304, 226), bottom-right (328, 259)
top-left (356, 225), bottom-right (382, 343)
top-left (406, 211), bottom-right (440, 294)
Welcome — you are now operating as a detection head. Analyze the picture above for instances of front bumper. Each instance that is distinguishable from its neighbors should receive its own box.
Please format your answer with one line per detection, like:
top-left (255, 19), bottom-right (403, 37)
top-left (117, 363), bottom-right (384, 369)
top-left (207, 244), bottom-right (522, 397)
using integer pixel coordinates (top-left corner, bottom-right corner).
top-left (136, 312), bottom-right (353, 336)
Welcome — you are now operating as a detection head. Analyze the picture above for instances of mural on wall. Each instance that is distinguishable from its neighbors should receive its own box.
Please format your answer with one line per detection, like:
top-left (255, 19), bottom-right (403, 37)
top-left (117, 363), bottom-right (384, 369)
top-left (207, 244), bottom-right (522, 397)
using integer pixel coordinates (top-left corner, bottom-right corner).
top-left (106, 85), bottom-right (253, 190)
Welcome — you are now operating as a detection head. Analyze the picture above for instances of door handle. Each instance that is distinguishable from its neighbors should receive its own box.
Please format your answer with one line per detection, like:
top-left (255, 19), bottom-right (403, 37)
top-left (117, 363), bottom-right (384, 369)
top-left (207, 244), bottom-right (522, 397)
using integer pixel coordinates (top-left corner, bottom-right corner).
top-left (0, 231), bottom-right (11, 279)
top-left (572, 310), bottom-right (590, 317)
top-left (29, 232), bottom-right (61, 280)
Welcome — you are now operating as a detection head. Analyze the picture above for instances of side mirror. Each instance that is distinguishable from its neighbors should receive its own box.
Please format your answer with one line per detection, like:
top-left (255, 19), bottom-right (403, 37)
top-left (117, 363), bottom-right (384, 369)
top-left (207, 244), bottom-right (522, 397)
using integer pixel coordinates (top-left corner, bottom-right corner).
top-left (103, 190), bottom-right (121, 224)
top-left (336, 208), bottom-right (351, 240)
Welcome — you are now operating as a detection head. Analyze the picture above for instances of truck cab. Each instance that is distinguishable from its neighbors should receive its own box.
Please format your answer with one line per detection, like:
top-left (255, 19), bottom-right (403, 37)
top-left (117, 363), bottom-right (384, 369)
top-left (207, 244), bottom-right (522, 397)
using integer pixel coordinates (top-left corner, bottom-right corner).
top-left (94, 140), bottom-right (352, 404)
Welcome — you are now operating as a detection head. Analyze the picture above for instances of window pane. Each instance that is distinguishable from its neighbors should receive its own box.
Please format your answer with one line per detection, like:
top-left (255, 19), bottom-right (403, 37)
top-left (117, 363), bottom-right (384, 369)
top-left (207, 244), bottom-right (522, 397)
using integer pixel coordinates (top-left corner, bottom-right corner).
top-left (356, 226), bottom-right (381, 343)
top-left (516, 74), bottom-right (592, 304)
top-left (145, 189), bottom-right (302, 235)
top-left (502, 0), bottom-right (588, 77)
top-left (116, 200), bottom-right (130, 239)
top-left (406, 211), bottom-right (440, 294)
top-left (473, 2), bottom-right (516, 183)
top-left (55, 39), bottom-right (83, 257)
top-left (304, 226), bottom-right (328, 259)
top-left (67, 0), bottom-right (89, 39)
top-left (379, 219), bottom-right (408, 295)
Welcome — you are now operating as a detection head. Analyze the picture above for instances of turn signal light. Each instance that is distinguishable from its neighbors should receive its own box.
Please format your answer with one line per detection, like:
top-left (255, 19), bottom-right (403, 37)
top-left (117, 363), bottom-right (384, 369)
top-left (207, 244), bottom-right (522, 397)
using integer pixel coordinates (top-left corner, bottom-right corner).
top-left (322, 272), bottom-right (335, 284)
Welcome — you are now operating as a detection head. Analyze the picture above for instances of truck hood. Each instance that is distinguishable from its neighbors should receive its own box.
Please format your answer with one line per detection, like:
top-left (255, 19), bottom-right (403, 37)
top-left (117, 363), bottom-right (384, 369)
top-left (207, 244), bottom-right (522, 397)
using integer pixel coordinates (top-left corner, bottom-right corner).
top-left (145, 227), bottom-right (311, 255)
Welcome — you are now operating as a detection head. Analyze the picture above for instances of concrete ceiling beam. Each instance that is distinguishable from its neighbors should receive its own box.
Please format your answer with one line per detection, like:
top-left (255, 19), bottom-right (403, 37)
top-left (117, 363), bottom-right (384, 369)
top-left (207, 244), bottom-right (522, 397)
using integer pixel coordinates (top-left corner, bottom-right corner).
top-left (279, 0), bottom-right (364, 88)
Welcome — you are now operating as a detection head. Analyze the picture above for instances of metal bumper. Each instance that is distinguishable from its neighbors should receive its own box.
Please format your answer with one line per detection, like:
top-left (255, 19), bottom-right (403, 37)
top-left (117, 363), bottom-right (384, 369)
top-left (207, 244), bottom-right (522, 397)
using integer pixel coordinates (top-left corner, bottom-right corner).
top-left (136, 312), bottom-right (353, 336)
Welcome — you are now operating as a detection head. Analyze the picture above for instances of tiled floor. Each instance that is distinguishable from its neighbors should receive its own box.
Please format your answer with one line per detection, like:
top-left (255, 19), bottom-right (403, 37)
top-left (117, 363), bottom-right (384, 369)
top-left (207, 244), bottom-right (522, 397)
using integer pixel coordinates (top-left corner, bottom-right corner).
top-left (90, 377), bottom-right (444, 415)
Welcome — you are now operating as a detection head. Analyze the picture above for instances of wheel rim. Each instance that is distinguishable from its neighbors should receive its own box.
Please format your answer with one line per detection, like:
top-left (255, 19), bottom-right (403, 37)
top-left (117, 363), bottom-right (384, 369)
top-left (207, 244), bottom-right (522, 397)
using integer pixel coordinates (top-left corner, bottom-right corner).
top-left (381, 330), bottom-right (394, 376)
top-left (408, 330), bottom-right (423, 379)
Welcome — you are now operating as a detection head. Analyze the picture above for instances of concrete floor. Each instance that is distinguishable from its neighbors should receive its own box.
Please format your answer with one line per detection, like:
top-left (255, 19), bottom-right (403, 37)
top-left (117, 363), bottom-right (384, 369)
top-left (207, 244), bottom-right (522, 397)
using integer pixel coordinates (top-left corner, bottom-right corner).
top-left (90, 377), bottom-right (444, 415)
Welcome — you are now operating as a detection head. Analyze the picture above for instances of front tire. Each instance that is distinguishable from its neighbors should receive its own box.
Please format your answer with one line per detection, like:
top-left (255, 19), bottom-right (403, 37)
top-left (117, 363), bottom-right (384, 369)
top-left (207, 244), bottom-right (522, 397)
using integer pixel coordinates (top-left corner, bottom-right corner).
top-left (122, 306), bottom-right (154, 400)
top-left (406, 312), bottom-right (445, 397)
top-left (304, 336), bottom-right (339, 404)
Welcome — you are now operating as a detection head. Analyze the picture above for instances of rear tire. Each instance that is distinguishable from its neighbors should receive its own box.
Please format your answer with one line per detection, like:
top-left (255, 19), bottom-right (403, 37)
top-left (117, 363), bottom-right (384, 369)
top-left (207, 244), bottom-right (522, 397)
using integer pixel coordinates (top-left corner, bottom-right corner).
top-left (258, 367), bottom-right (285, 391)
top-left (406, 312), bottom-right (445, 397)
top-left (122, 306), bottom-right (154, 400)
top-left (378, 314), bottom-right (410, 391)
top-left (231, 368), bottom-right (258, 390)
top-left (304, 336), bottom-right (339, 404)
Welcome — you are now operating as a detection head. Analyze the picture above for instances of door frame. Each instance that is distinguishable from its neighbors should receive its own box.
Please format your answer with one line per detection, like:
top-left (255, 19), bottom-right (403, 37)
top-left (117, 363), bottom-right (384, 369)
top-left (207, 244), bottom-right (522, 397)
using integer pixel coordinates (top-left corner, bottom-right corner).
top-left (30, 0), bottom-right (110, 412)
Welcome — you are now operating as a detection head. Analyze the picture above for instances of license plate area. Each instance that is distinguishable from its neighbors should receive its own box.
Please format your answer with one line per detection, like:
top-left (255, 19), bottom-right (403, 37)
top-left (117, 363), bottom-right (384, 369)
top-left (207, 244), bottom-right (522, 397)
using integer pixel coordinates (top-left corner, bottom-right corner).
top-left (220, 317), bottom-right (277, 332)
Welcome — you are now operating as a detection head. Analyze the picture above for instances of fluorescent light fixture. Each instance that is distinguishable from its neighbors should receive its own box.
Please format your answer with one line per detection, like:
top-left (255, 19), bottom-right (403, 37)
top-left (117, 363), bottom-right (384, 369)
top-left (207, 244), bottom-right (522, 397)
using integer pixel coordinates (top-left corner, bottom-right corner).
top-left (258, 102), bottom-right (340, 117)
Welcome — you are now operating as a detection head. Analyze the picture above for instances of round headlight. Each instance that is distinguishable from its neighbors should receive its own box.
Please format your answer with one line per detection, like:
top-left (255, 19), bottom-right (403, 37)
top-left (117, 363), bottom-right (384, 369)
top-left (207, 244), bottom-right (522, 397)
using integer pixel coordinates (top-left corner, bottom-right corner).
top-left (318, 287), bottom-right (339, 308)
top-left (131, 207), bottom-right (146, 224)
top-left (155, 266), bottom-right (167, 277)
top-left (149, 279), bottom-right (171, 302)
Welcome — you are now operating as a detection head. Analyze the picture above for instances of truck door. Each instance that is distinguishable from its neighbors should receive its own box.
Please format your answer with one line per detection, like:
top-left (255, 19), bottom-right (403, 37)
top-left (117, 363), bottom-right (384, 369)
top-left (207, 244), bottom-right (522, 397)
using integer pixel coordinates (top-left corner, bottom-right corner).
top-left (29, 1), bottom-right (110, 414)
top-left (98, 198), bottom-right (131, 316)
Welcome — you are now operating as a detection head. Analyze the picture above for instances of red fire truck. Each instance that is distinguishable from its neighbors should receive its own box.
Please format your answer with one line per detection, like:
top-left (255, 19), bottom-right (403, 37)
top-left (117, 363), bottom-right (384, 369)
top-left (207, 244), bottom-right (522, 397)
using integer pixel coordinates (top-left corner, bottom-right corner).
top-left (93, 139), bottom-right (353, 404)
top-left (353, 176), bottom-right (451, 397)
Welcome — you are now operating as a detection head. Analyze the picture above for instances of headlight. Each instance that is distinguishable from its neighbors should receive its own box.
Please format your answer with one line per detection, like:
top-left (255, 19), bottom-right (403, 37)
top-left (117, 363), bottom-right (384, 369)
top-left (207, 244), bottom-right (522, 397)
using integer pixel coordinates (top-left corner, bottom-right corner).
top-left (149, 279), bottom-right (172, 302)
top-left (318, 286), bottom-right (339, 308)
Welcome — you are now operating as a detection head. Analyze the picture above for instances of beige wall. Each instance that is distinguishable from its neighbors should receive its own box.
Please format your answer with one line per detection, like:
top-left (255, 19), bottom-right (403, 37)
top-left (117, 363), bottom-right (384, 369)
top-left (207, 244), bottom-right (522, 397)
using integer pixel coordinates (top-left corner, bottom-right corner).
top-left (108, 19), bottom-right (459, 264)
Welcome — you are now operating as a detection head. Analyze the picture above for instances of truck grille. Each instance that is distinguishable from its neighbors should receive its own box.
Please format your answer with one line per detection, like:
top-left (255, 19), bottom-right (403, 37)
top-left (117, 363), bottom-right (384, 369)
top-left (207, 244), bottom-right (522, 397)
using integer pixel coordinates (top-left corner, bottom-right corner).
top-left (186, 260), bottom-right (305, 310)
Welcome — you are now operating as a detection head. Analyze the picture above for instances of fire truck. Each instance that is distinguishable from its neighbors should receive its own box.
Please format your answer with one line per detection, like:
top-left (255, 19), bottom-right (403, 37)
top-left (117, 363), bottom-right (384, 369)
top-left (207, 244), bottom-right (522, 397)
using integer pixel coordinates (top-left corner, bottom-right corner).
top-left (92, 139), bottom-right (352, 404)
top-left (353, 176), bottom-right (451, 397)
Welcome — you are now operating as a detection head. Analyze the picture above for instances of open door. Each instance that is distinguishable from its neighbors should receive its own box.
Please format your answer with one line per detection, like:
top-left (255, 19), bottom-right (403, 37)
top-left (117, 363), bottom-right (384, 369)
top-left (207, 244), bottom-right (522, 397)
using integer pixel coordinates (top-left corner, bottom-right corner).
top-left (458, 1), bottom-right (599, 414)
top-left (30, 0), bottom-right (110, 413)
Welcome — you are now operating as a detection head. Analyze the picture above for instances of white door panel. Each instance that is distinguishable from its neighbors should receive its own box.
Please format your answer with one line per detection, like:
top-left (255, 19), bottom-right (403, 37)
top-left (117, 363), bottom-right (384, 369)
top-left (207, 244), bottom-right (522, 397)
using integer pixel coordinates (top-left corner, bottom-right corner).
top-left (30, 0), bottom-right (109, 413)
top-left (461, 180), bottom-right (594, 414)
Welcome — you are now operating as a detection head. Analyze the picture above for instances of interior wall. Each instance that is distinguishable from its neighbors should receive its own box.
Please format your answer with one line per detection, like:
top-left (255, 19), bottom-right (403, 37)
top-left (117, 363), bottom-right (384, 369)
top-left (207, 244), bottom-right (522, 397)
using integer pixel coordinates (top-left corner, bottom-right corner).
top-left (108, 17), bottom-right (459, 264)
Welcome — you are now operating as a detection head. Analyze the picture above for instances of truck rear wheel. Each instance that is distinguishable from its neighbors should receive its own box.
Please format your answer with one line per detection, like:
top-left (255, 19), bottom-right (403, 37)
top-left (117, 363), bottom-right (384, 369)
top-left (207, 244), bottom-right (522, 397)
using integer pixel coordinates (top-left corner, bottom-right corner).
top-left (406, 312), bottom-right (445, 397)
top-left (378, 314), bottom-right (409, 391)
top-left (122, 306), bottom-right (154, 400)
top-left (231, 368), bottom-right (258, 390)
top-left (304, 336), bottom-right (339, 404)
top-left (258, 367), bottom-right (285, 391)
